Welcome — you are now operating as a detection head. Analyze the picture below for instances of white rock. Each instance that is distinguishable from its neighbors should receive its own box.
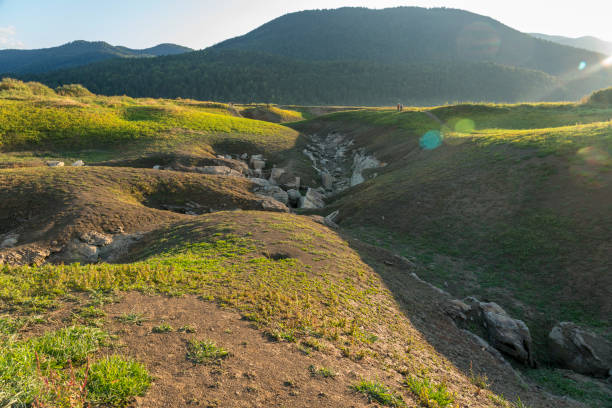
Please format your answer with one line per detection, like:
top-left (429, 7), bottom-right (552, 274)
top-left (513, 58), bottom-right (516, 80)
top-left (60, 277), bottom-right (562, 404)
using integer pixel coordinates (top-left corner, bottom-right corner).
top-left (299, 188), bottom-right (325, 209)
top-left (46, 161), bottom-right (64, 167)
top-left (240, 153), bottom-right (249, 160)
top-left (80, 231), bottom-right (113, 246)
top-left (0, 235), bottom-right (18, 248)
top-left (350, 153), bottom-right (380, 186)
top-left (270, 167), bottom-right (285, 181)
top-left (249, 178), bottom-right (270, 188)
top-left (251, 160), bottom-right (266, 170)
top-left (249, 154), bottom-right (264, 166)
top-left (71, 160), bottom-right (84, 167)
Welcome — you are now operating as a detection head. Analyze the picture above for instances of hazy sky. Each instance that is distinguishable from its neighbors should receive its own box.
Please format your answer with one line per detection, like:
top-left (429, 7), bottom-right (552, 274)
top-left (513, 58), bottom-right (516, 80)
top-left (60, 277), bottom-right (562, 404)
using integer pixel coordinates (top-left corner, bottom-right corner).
top-left (1, 0), bottom-right (611, 50)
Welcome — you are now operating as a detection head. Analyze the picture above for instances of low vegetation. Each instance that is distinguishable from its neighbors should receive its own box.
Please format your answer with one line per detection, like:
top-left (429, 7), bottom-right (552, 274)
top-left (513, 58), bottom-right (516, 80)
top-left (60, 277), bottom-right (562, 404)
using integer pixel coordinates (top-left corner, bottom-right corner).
top-left (0, 325), bottom-right (149, 407)
top-left (0, 78), bottom-right (299, 165)
top-left (405, 376), bottom-right (454, 408)
top-left (352, 379), bottom-right (406, 407)
top-left (186, 339), bottom-right (229, 364)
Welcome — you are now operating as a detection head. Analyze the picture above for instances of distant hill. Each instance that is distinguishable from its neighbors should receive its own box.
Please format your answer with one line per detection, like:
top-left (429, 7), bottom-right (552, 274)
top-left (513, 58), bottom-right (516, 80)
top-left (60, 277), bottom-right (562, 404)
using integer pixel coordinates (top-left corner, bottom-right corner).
top-left (14, 7), bottom-right (612, 104)
top-left (24, 49), bottom-right (563, 106)
top-left (531, 33), bottom-right (612, 55)
top-left (0, 40), bottom-right (193, 74)
top-left (213, 7), bottom-right (607, 77)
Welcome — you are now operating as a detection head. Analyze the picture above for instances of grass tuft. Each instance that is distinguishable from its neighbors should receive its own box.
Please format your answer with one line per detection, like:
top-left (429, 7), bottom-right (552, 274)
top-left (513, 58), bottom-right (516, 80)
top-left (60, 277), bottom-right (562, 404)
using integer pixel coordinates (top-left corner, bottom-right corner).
top-left (186, 339), bottom-right (229, 364)
top-left (87, 355), bottom-right (151, 406)
top-left (352, 380), bottom-right (406, 407)
top-left (405, 376), bottom-right (454, 408)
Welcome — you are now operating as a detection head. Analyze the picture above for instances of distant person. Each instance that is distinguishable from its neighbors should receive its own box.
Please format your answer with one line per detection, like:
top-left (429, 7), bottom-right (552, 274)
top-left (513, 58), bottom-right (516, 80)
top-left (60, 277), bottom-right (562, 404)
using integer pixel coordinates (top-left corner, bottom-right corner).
top-left (397, 103), bottom-right (401, 112)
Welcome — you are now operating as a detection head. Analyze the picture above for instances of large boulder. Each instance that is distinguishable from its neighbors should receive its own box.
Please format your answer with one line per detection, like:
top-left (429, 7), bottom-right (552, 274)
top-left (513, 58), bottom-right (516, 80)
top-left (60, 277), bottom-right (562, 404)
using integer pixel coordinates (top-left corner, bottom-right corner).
top-left (267, 186), bottom-right (289, 205)
top-left (98, 233), bottom-right (142, 263)
top-left (464, 298), bottom-right (535, 367)
top-left (548, 322), bottom-right (612, 377)
top-left (251, 160), bottom-right (266, 171)
top-left (269, 167), bottom-right (285, 183)
top-left (63, 239), bottom-right (99, 263)
top-left (258, 196), bottom-right (289, 212)
top-left (299, 188), bottom-right (325, 209)
top-left (350, 153), bottom-right (380, 186)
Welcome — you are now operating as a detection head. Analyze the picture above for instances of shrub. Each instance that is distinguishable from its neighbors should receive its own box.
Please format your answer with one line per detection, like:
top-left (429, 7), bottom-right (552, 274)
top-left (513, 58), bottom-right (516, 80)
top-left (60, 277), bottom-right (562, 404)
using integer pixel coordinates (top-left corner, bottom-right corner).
top-left (584, 87), bottom-right (612, 106)
top-left (55, 84), bottom-right (93, 97)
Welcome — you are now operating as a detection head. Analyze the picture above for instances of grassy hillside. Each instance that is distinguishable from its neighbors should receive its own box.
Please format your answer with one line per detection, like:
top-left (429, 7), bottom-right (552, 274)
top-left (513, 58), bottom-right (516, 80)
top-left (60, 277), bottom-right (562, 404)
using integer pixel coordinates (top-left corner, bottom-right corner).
top-left (0, 40), bottom-right (192, 75)
top-left (0, 210), bottom-right (569, 407)
top-left (1, 84), bottom-right (609, 407)
top-left (292, 104), bottom-right (612, 349)
top-left (0, 78), bottom-right (300, 166)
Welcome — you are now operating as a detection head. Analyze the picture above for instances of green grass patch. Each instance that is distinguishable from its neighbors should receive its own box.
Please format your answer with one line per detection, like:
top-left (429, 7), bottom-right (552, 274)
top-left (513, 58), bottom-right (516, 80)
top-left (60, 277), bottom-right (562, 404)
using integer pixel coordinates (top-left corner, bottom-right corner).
top-left (405, 376), bottom-right (454, 408)
top-left (152, 323), bottom-right (174, 333)
top-left (0, 325), bottom-right (149, 407)
top-left (308, 364), bottom-right (336, 378)
top-left (525, 368), bottom-right (612, 408)
top-left (186, 339), bottom-right (229, 364)
top-left (87, 355), bottom-right (151, 406)
top-left (116, 312), bottom-right (148, 326)
top-left (352, 379), bottom-right (406, 407)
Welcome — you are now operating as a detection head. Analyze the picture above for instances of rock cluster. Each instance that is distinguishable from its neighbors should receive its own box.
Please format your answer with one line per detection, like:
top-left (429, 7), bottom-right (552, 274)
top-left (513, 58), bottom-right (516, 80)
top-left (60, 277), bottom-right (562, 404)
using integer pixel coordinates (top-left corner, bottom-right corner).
top-left (446, 297), bottom-right (536, 367)
top-left (61, 231), bottom-right (142, 263)
top-left (302, 132), bottom-right (383, 193)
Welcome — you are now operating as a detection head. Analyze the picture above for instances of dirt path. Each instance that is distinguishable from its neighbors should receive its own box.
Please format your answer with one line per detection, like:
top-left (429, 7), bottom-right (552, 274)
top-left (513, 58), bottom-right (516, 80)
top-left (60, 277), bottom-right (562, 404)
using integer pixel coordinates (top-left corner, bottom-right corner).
top-left (103, 292), bottom-right (399, 408)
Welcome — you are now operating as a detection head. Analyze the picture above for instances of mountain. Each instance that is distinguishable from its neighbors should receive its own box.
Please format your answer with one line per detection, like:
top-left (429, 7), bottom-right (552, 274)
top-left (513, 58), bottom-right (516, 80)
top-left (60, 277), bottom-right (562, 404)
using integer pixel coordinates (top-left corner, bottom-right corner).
top-left (212, 7), bottom-right (607, 77)
top-left (531, 33), bottom-right (612, 55)
top-left (0, 40), bottom-right (193, 74)
top-left (15, 7), bottom-right (612, 104)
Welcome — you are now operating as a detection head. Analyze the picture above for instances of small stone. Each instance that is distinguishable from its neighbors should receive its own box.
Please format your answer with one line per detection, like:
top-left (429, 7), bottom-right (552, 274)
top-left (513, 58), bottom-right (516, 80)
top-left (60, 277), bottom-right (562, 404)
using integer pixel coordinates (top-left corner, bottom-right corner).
top-left (0, 235), bottom-right (18, 248)
top-left (46, 161), bottom-right (64, 167)
top-left (251, 160), bottom-right (266, 170)
top-left (71, 160), bottom-right (84, 167)
top-left (270, 167), bottom-right (285, 181)
top-left (153, 165), bottom-right (161, 170)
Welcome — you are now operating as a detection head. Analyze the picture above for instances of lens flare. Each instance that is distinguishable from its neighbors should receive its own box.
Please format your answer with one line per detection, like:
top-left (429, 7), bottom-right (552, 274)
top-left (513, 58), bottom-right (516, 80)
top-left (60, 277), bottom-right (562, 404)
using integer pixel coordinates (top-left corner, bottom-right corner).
top-left (578, 61), bottom-right (587, 71)
top-left (420, 130), bottom-right (443, 150)
top-left (455, 118), bottom-right (475, 133)
top-left (603, 56), bottom-right (612, 67)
